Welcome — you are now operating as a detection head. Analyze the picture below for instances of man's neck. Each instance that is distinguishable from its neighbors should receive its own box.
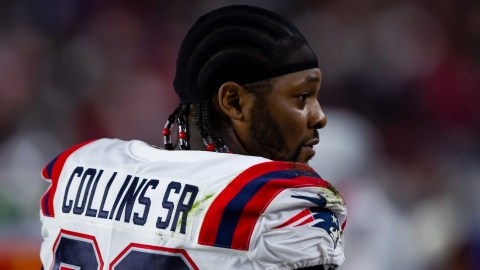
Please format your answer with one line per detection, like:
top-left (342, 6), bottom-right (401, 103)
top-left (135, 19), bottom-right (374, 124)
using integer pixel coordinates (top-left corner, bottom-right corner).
top-left (185, 113), bottom-right (248, 155)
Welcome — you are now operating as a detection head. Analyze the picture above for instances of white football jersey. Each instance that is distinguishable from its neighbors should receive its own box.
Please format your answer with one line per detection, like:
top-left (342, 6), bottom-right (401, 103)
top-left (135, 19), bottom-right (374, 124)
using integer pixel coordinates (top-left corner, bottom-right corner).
top-left (40, 138), bottom-right (347, 270)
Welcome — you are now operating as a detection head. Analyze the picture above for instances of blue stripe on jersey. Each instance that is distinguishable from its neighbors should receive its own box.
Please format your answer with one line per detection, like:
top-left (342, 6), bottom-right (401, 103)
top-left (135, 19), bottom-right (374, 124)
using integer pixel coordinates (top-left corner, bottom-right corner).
top-left (43, 190), bottom-right (51, 216)
top-left (45, 156), bottom-right (58, 179)
top-left (214, 169), bottom-right (318, 248)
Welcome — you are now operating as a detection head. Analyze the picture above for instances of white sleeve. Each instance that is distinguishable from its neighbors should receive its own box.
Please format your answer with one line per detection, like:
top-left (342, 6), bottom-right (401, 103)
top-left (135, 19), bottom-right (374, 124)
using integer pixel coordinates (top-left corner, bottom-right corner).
top-left (196, 161), bottom-right (347, 270)
top-left (251, 184), bottom-right (347, 270)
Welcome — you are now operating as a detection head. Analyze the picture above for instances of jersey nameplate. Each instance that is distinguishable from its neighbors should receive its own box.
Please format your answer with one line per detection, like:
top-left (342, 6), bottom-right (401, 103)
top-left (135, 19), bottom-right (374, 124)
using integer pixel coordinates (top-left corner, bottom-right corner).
top-left (60, 166), bottom-right (199, 235)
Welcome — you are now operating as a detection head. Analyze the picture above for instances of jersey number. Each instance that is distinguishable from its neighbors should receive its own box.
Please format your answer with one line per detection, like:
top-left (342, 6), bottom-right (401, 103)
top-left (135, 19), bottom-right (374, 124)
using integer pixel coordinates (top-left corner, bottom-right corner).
top-left (51, 230), bottom-right (197, 270)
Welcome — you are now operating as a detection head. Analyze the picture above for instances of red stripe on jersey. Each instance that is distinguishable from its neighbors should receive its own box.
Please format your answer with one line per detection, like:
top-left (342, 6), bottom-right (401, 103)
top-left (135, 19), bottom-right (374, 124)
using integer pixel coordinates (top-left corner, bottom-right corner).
top-left (341, 218), bottom-right (347, 231)
top-left (40, 140), bottom-right (96, 217)
top-left (230, 176), bottom-right (329, 250)
top-left (42, 163), bottom-right (50, 179)
top-left (273, 208), bottom-right (311, 229)
top-left (295, 215), bottom-right (314, 227)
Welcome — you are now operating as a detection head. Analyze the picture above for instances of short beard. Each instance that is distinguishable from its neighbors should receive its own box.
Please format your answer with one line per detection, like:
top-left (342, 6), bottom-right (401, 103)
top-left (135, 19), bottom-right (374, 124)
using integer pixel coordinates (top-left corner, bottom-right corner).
top-left (248, 95), bottom-right (302, 162)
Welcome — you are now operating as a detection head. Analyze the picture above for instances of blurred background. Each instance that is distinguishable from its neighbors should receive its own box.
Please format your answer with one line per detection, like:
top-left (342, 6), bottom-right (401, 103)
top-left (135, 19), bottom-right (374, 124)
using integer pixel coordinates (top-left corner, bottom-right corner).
top-left (0, 0), bottom-right (478, 269)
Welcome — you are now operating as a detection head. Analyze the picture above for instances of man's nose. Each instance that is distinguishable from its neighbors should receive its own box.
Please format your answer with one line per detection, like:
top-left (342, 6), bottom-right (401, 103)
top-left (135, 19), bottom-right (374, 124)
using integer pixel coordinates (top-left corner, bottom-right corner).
top-left (309, 99), bottom-right (327, 129)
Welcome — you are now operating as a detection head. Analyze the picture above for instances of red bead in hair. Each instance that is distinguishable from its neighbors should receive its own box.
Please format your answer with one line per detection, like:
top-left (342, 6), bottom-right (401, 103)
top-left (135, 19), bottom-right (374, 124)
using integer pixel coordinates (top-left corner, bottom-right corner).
top-left (179, 131), bottom-right (187, 139)
top-left (206, 144), bottom-right (215, 151)
top-left (163, 128), bottom-right (171, 136)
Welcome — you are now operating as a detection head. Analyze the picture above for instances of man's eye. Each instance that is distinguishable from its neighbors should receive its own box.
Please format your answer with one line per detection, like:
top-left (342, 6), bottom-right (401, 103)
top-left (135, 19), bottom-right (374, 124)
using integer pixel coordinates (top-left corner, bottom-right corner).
top-left (297, 92), bottom-right (310, 102)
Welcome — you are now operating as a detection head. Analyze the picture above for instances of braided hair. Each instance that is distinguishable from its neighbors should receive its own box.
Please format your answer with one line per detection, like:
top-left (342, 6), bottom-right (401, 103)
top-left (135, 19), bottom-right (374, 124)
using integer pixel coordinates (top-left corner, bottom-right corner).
top-left (163, 5), bottom-right (318, 152)
top-left (163, 83), bottom-right (272, 152)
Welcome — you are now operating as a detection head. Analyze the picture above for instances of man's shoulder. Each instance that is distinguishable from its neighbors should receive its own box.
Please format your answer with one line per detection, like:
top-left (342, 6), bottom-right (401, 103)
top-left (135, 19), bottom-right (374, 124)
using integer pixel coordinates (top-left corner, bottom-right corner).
top-left (45, 138), bottom-right (272, 175)
top-left (45, 138), bottom-right (326, 184)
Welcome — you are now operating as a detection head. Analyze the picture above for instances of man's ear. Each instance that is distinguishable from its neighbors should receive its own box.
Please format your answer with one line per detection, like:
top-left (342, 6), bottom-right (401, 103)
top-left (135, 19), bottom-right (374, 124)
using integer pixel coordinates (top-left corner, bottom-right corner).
top-left (217, 81), bottom-right (252, 121)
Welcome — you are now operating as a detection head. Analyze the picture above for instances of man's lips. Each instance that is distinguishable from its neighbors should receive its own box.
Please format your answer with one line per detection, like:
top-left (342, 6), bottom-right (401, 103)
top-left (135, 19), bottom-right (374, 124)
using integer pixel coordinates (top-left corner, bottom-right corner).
top-left (303, 137), bottom-right (320, 147)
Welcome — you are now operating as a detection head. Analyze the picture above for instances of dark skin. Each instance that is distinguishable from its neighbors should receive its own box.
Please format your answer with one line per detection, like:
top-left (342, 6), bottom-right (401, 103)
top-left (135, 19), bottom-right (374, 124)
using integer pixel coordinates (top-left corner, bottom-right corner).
top-left (188, 68), bottom-right (327, 164)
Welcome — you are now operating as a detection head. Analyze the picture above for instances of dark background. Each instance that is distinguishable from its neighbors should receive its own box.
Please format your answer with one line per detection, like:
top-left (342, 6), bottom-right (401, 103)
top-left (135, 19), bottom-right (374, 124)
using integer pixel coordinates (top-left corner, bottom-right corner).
top-left (0, 0), bottom-right (478, 269)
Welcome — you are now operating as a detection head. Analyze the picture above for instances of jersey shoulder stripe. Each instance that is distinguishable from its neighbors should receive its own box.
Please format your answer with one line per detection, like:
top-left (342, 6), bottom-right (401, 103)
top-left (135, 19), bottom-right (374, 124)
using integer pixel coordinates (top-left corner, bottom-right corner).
top-left (41, 140), bottom-right (97, 217)
top-left (198, 161), bottom-right (330, 250)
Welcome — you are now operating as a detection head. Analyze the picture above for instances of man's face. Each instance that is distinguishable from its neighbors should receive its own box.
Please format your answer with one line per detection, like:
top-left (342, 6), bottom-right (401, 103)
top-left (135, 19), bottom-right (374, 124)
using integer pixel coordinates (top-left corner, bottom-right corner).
top-left (245, 68), bottom-right (326, 164)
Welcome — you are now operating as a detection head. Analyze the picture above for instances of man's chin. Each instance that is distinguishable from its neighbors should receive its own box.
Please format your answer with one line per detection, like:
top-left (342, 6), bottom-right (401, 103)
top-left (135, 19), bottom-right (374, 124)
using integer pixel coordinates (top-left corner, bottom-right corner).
top-left (288, 146), bottom-right (315, 165)
top-left (294, 146), bottom-right (316, 164)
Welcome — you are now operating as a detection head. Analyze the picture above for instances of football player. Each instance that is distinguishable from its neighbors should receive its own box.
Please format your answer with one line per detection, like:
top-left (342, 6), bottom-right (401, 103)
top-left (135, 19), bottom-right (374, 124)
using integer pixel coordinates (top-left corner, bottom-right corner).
top-left (40, 5), bottom-right (347, 270)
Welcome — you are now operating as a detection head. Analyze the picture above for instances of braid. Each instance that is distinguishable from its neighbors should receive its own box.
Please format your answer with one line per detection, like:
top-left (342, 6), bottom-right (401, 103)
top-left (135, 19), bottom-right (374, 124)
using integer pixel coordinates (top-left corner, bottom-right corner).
top-left (163, 106), bottom-right (180, 150)
top-left (164, 100), bottom-right (229, 152)
top-left (202, 99), bottom-right (214, 140)
top-left (177, 104), bottom-right (190, 150)
top-left (202, 99), bottom-right (227, 151)
top-left (195, 98), bottom-right (209, 138)
top-left (197, 98), bottom-right (229, 152)
top-left (162, 104), bottom-right (190, 150)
